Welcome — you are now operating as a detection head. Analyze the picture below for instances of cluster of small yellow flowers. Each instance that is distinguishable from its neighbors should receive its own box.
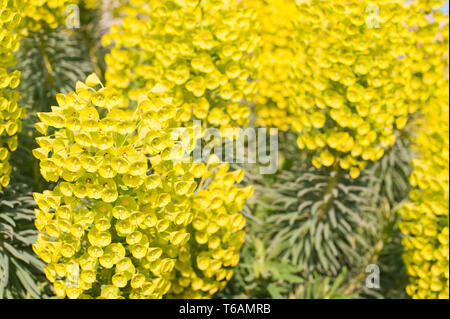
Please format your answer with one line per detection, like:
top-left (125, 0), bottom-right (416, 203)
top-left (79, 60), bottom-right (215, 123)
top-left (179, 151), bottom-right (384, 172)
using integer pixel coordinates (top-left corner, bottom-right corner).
top-left (0, 0), bottom-right (25, 188)
top-left (403, 1), bottom-right (449, 112)
top-left (32, 74), bottom-right (252, 299)
top-left (251, 0), bottom-right (428, 178)
top-left (248, 0), bottom-right (300, 132)
top-left (399, 94), bottom-right (449, 299)
top-left (291, 0), bottom-right (422, 177)
top-left (102, 0), bottom-right (259, 133)
top-left (399, 0), bottom-right (449, 300)
top-left (169, 159), bottom-right (252, 298)
top-left (19, 0), bottom-right (100, 33)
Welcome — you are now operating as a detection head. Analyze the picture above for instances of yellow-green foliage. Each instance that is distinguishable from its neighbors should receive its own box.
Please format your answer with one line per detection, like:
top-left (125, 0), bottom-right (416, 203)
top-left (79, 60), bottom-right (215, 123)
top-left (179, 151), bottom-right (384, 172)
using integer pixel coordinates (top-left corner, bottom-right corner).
top-left (399, 1), bottom-right (449, 299)
top-left (252, 0), bottom-right (448, 178)
top-left (0, 0), bottom-right (25, 189)
top-left (102, 0), bottom-right (259, 133)
top-left (31, 74), bottom-right (253, 299)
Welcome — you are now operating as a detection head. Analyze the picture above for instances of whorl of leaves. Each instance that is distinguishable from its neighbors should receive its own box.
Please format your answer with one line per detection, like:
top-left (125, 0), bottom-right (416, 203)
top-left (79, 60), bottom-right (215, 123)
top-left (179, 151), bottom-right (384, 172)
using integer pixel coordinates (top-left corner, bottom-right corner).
top-left (0, 182), bottom-right (47, 299)
top-left (354, 130), bottom-right (413, 298)
top-left (15, 29), bottom-right (93, 114)
top-left (217, 214), bottom-right (353, 299)
top-left (264, 162), bottom-right (373, 276)
top-left (354, 199), bottom-right (409, 299)
top-left (236, 130), bottom-right (414, 298)
top-left (363, 130), bottom-right (414, 206)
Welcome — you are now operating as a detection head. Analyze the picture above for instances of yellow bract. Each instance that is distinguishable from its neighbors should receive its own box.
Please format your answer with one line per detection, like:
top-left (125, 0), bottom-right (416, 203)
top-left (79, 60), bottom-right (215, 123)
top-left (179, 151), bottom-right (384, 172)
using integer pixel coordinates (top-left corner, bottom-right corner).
top-left (102, 0), bottom-right (259, 131)
top-left (400, 97), bottom-right (449, 299)
top-left (32, 74), bottom-right (252, 299)
top-left (0, 0), bottom-right (25, 189)
top-left (400, 55), bottom-right (449, 300)
top-left (251, 0), bottom-right (448, 176)
top-left (398, 0), bottom-right (449, 300)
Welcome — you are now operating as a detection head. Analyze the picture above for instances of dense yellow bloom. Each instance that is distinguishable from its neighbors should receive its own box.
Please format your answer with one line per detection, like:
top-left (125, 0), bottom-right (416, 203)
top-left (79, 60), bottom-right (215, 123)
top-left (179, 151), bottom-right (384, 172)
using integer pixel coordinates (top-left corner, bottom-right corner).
top-left (102, 0), bottom-right (259, 131)
top-left (20, 0), bottom-right (100, 33)
top-left (0, 0), bottom-right (25, 188)
top-left (249, 0), bottom-right (299, 132)
top-left (252, 0), bottom-right (447, 175)
top-left (32, 75), bottom-right (252, 299)
top-left (400, 93), bottom-right (449, 299)
top-left (399, 1), bottom-right (449, 300)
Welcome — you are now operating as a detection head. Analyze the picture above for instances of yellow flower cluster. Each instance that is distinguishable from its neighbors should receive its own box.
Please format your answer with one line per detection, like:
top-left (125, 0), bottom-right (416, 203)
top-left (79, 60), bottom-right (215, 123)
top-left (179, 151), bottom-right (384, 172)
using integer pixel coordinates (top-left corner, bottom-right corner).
top-left (250, 0), bottom-right (300, 132)
top-left (400, 94), bottom-right (449, 299)
top-left (399, 1), bottom-right (449, 300)
top-left (20, 0), bottom-right (100, 33)
top-left (102, 0), bottom-right (259, 132)
top-left (404, 1), bottom-right (449, 109)
top-left (32, 74), bottom-right (253, 299)
top-left (0, 0), bottom-right (25, 189)
top-left (252, 0), bottom-right (447, 178)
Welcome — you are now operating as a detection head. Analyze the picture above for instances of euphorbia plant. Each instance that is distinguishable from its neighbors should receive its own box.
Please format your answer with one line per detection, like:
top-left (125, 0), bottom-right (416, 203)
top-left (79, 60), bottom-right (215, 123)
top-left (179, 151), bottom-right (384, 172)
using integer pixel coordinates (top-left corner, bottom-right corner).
top-left (32, 74), bottom-right (253, 298)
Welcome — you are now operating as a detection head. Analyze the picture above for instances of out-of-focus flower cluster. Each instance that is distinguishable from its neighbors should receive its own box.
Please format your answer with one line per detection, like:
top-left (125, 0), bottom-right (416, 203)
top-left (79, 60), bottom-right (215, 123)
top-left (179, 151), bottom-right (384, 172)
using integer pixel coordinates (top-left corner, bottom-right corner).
top-left (0, 0), bottom-right (25, 188)
top-left (399, 0), bottom-right (449, 300)
top-left (251, 0), bottom-right (448, 178)
top-left (102, 0), bottom-right (259, 134)
top-left (404, 0), bottom-right (449, 110)
top-left (32, 74), bottom-right (253, 299)
top-left (400, 91), bottom-right (449, 299)
top-left (250, 0), bottom-right (299, 132)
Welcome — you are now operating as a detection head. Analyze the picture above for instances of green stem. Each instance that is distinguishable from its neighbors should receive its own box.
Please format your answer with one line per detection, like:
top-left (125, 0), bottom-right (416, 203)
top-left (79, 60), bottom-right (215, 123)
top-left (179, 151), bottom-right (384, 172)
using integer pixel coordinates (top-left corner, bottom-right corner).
top-left (317, 162), bottom-right (340, 221)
